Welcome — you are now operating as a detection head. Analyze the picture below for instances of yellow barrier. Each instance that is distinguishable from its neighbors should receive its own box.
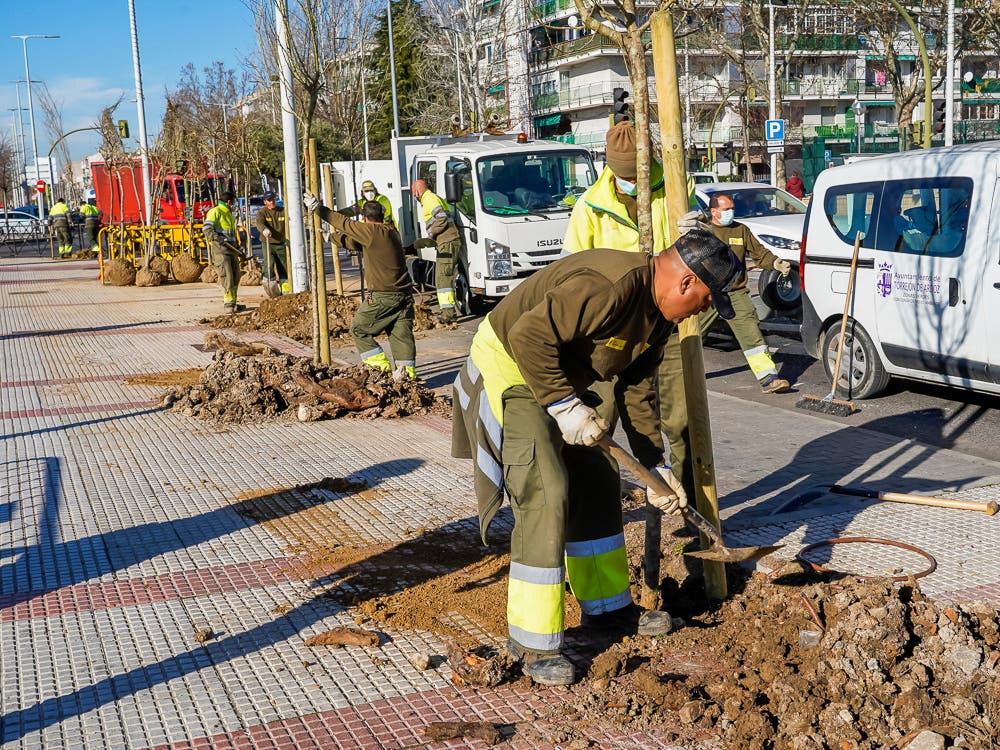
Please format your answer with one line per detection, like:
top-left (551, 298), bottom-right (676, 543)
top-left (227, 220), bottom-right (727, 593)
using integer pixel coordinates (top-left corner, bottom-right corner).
top-left (98, 223), bottom-right (248, 271)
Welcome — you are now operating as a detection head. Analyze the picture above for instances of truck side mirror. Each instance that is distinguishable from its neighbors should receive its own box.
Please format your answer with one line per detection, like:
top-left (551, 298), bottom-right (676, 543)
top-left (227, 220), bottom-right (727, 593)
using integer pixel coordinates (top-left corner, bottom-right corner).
top-left (444, 172), bottom-right (463, 204)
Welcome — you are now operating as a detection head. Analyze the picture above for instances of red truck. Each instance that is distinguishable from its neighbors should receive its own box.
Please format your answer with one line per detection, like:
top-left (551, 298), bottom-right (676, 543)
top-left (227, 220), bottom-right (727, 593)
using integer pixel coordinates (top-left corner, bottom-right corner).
top-left (89, 156), bottom-right (229, 225)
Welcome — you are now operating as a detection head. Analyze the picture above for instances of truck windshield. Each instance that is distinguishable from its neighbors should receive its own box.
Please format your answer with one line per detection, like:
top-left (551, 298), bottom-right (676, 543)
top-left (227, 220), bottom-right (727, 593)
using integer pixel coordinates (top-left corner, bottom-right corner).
top-left (477, 151), bottom-right (596, 215)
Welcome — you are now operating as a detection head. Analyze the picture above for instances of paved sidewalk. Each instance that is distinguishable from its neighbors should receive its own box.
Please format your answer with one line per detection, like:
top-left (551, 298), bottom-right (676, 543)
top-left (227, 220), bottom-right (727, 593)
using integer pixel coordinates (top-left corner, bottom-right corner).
top-left (2, 257), bottom-right (999, 749)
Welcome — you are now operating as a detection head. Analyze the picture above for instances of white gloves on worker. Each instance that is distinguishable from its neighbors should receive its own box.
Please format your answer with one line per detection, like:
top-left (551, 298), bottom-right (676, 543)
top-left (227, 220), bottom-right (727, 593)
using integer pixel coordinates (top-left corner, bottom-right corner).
top-left (261, 228), bottom-right (272, 239)
top-left (302, 190), bottom-right (321, 214)
top-left (677, 210), bottom-right (705, 235)
top-left (646, 465), bottom-right (688, 515)
top-left (546, 395), bottom-right (610, 447)
top-left (773, 259), bottom-right (792, 277)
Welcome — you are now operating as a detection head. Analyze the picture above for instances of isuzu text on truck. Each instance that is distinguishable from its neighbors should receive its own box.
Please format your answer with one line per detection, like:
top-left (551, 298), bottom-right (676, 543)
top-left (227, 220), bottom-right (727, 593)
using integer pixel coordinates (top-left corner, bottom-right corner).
top-left (324, 134), bottom-right (598, 314)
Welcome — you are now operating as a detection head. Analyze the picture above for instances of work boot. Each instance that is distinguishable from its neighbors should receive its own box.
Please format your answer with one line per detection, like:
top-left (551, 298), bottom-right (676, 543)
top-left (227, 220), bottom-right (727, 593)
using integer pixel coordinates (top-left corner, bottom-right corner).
top-left (223, 302), bottom-right (246, 314)
top-left (506, 639), bottom-right (575, 687)
top-left (582, 603), bottom-right (674, 637)
top-left (436, 307), bottom-right (458, 324)
top-left (760, 375), bottom-right (791, 394)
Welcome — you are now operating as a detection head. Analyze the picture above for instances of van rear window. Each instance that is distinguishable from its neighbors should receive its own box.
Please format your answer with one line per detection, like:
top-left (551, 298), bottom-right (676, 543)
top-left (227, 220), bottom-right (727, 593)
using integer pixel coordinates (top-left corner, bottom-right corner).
top-left (877, 178), bottom-right (972, 258)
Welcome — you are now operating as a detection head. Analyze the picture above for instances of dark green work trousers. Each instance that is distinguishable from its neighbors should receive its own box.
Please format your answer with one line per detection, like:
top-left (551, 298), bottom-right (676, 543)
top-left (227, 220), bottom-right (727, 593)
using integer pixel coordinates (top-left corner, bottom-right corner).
top-left (264, 241), bottom-right (288, 282)
top-left (212, 241), bottom-right (242, 302)
top-left (54, 220), bottom-right (72, 254)
top-left (658, 287), bottom-right (766, 500)
top-left (435, 238), bottom-right (461, 307)
top-left (84, 219), bottom-right (100, 251)
top-left (350, 291), bottom-right (416, 365)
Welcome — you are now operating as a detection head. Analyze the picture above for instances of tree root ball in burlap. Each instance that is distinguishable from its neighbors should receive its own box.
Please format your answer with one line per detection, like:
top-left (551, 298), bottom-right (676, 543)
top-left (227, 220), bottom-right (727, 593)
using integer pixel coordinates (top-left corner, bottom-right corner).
top-left (241, 265), bottom-right (263, 286)
top-left (148, 255), bottom-right (171, 278)
top-left (105, 259), bottom-right (137, 286)
top-left (135, 268), bottom-right (163, 287)
top-left (170, 252), bottom-right (203, 283)
top-left (201, 266), bottom-right (219, 284)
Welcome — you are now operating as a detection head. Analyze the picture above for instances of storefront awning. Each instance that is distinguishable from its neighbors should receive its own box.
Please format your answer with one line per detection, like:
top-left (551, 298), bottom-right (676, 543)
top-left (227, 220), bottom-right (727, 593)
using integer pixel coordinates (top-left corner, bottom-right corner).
top-left (534, 113), bottom-right (562, 127)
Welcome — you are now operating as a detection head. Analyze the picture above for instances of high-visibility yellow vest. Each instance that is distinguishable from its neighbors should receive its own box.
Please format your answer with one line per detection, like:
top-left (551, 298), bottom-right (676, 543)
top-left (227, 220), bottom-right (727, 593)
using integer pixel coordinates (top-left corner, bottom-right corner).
top-left (79, 203), bottom-right (99, 218)
top-left (204, 202), bottom-right (236, 236)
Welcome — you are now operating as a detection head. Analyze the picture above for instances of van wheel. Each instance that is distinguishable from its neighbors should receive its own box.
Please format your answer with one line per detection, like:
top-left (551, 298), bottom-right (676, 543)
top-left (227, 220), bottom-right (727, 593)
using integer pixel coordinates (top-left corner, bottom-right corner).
top-left (455, 262), bottom-right (488, 317)
top-left (821, 319), bottom-right (890, 399)
top-left (758, 267), bottom-right (801, 311)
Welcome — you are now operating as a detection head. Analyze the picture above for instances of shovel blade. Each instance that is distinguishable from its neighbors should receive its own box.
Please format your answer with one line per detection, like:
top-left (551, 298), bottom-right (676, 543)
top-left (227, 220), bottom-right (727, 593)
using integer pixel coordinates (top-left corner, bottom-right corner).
top-left (684, 543), bottom-right (783, 563)
top-left (262, 280), bottom-right (282, 298)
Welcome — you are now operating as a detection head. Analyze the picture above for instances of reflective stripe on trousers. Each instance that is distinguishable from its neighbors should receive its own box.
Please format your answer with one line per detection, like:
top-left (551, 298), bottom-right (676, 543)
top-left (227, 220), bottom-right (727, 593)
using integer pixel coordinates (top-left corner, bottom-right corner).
top-left (743, 344), bottom-right (777, 380)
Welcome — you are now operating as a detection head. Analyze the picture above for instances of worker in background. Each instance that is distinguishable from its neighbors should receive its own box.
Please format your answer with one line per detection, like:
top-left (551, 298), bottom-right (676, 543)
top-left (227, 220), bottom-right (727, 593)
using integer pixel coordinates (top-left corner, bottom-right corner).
top-left (50, 197), bottom-right (73, 258)
top-left (411, 178), bottom-right (461, 324)
top-left (303, 189), bottom-right (416, 379)
top-left (452, 231), bottom-right (743, 686)
top-left (78, 200), bottom-right (101, 254)
top-left (786, 171), bottom-right (805, 200)
top-left (355, 180), bottom-right (397, 231)
top-left (254, 191), bottom-right (289, 294)
top-left (203, 191), bottom-right (243, 313)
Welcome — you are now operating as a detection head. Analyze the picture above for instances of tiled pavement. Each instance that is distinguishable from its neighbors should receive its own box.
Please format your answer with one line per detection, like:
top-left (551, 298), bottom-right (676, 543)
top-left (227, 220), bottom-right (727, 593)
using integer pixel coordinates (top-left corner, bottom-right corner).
top-left (2, 255), bottom-right (999, 748)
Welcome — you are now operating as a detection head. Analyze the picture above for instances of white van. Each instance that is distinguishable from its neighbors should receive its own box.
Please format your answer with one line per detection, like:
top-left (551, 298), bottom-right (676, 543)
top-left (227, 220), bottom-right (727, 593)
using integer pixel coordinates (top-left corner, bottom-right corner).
top-left (799, 143), bottom-right (1000, 399)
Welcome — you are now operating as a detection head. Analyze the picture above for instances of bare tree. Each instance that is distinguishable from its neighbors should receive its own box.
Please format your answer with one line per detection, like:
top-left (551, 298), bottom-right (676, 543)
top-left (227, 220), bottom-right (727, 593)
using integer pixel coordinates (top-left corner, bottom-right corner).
top-left (0, 136), bottom-right (19, 216)
top-left (37, 84), bottom-right (77, 204)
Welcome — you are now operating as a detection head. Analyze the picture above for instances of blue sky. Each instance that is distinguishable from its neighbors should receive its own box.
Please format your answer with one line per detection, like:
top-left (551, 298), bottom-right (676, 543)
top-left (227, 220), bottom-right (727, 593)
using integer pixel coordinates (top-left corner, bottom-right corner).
top-left (0, 1), bottom-right (260, 165)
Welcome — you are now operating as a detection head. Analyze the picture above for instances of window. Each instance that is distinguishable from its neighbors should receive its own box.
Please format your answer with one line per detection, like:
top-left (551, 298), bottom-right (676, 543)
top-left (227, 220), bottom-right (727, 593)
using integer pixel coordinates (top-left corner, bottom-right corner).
top-left (876, 178), bottom-right (972, 258)
top-left (416, 161), bottom-right (436, 192)
top-left (476, 150), bottom-right (597, 215)
top-left (824, 182), bottom-right (881, 247)
top-left (702, 187), bottom-right (806, 218)
top-left (447, 158), bottom-right (475, 218)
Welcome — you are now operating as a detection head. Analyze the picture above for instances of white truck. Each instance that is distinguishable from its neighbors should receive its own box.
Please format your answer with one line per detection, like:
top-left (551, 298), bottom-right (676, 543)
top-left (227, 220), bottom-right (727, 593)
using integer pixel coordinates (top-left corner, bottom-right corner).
top-left (324, 134), bottom-right (598, 315)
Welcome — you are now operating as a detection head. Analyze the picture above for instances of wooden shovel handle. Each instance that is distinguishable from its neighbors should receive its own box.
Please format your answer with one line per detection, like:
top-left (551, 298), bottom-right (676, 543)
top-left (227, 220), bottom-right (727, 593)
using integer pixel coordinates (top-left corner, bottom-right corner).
top-left (830, 485), bottom-right (998, 515)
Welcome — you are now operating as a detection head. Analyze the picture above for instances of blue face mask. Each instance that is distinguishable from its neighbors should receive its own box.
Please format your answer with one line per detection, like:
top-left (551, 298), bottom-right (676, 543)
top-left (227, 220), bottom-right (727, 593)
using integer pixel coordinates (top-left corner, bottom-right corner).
top-left (615, 177), bottom-right (638, 197)
top-left (718, 208), bottom-right (735, 226)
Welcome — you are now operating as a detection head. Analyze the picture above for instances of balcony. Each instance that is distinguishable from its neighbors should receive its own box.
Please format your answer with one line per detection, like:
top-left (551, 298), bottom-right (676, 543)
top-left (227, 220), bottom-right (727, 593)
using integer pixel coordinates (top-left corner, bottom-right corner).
top-left (529, 31), bottom-right (651, 68)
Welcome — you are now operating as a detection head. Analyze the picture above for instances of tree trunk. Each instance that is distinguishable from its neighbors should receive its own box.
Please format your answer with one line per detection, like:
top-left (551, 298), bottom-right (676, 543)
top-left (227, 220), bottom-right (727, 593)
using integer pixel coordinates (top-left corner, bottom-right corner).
top-left (624, 33), bottom-right (653, 254)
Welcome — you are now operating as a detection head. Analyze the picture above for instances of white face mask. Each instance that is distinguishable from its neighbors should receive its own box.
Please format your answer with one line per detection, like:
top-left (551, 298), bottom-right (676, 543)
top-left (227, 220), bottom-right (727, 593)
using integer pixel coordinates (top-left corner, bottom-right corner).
top-left (718, 208), bottom-right (735, 226)
top-left (363, 190), bottom-right (376, 200)
top-left (614, 177), bottom-right (638, 197)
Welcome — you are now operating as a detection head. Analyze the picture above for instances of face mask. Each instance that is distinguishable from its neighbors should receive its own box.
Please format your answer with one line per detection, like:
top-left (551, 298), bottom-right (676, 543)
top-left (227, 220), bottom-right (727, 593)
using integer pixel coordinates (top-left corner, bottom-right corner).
top-left (363, 190), bottom-right (376, 200)
top-left (615, 177), bottom-right (638, 197)
top-left (718, 209), bottom-right (735, 226)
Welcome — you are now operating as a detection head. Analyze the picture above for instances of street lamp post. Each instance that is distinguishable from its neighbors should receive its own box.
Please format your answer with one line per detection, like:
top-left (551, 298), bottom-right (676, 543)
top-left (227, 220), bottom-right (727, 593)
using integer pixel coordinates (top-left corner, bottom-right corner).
top-left (852, 99), bottom-right (867, 153)
top-left (768, 2), bottom-right (777, 186)
top-left (9, 81), bottom-right (33, 178)
top-left (386, 0), bottom-right (402, 137)
top-left (127, 0), bottom-right (153, 226)
top-left (441, 26), bottom-right (465, 127)
top-left (11, 34), bottom-right (59, 223)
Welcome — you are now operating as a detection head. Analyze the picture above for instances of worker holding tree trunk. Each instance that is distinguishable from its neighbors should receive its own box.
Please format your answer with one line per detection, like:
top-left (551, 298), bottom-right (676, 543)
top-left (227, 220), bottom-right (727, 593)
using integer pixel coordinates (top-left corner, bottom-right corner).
top-left (303, 190), bottom-right (417, 380)
top-left (411, 179), bottom-right (460, 324)
top-left (451, 232), bottom-right (742, 686)
top-left (203, 191), bottom-right (243, 313)
top-left (254, 191), bottom-right (290, 294)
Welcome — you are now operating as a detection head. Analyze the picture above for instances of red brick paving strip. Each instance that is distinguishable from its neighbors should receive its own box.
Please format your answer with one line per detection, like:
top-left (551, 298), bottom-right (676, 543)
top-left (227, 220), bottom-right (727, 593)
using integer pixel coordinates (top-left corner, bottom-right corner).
top-left (0, 401), bottom-right (160, 420)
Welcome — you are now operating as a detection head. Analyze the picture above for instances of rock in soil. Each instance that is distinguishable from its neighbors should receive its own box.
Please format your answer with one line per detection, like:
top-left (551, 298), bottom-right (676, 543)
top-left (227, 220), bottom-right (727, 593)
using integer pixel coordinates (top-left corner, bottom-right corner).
top-left (445, 641), bottom-right (513, 687)
top-left (303, 627), bottom-right (380, 648)
top-left (422, 721), bottom-right (502, 746)
top-left (201, 291), bottom-right (451, 346)
top-left (104, 259), bottom-right (136, 286)
top-left (409, 652), bottom-right (432, 671)
top-left (135, 268), bottom-right (162, 287)
top-left (192, 628), bottom-right (214, 643)
top-left (170, 252), bottom-right (203, 283)
top-left (148, 255), bottom-right (171, 277)
top-left (163, 351), bottom-right (450, 425)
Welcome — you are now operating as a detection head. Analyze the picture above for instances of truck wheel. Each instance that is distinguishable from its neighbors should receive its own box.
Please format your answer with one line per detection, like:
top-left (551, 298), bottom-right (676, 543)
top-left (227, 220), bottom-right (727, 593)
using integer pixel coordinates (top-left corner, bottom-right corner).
top-left (821, 319), bottom-right (890, 400)
top-left (758, 266), bottom-right (801, 312)
top-left (455, 262), bottom-right (488, 317)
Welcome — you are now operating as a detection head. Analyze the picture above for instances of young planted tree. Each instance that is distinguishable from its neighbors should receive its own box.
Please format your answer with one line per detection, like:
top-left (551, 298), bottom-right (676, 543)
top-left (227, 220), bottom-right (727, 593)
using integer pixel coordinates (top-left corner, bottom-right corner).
top-left (37, 84), bottom-right (77, 204)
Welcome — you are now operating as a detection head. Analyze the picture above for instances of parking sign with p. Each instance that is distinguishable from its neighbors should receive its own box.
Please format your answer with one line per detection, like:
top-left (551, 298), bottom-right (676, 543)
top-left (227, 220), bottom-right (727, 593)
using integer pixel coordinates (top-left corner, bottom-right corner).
top-left (765, 119), bottom-right (785, 141)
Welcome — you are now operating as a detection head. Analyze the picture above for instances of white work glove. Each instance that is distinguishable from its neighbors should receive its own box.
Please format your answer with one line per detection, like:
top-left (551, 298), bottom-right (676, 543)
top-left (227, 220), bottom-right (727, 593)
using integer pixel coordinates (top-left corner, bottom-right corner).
top-left (302, 190), bottom-right (321, 214)
top-left (261, 228), bottom-right (272, 239)
top-left (646, 465), bottom-right (688, 515)
top-left (545, 395), bottom-right (610, 447)
top-left (773, 259), bottom-right (792, 277)
top-left (677, 210), bottom-right (705, 235)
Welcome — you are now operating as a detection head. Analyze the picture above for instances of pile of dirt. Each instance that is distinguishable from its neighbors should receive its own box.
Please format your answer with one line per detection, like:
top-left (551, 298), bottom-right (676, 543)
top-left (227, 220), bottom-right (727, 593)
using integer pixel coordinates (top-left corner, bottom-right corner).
top-left (104, 259), bottom-right (136, 286)
top-left (163, 349), bottom-right (450, 424)
top-left (170, 252), bottom-right (203, 283)
top-left (68, 249), bottom-right (98, 260)
top-left (148, 255), bottom-right (171, 278)
top-left (135, 267), bottom-right (162, 287)
top-left (202, 291), bottom-right (450, 345)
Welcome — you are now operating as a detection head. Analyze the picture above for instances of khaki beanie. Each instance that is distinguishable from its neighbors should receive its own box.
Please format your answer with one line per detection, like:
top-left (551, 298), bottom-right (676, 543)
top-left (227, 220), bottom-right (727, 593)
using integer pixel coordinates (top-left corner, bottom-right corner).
top-left (605, 121), bottom-right (637, 181)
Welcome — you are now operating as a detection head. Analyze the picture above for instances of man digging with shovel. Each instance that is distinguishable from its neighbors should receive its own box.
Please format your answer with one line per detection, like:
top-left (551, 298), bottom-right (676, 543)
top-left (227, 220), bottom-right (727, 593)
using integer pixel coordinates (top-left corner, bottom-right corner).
top-left (255, 191), bottom-right (289, 297)
top-left (452, 230), bottom-right (743, 686)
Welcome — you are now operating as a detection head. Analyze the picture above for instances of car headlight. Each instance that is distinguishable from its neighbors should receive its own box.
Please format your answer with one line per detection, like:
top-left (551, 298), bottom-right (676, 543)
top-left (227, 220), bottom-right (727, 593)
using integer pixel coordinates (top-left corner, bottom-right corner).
top-left (758, 234), bottom-right (800, 251)
top-left (486, 238), bottom-right (514, 278)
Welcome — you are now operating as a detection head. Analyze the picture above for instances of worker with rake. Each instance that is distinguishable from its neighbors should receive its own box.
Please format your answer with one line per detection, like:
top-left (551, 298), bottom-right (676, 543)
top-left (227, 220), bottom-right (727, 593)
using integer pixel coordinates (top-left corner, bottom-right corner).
top-left (452, 230), bottom-right (742, 686)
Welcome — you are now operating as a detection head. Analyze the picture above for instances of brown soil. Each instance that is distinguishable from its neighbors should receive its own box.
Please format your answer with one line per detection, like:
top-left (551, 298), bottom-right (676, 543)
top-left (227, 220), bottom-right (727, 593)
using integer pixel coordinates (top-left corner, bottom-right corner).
top-left (236, 475), bottom-right (999, 748)
top-left (126, 368), bottom-right (203, 387)
top-left (201, 266), bottom-right (218, 284)
top-left (148, 255), bottom-right (171, 277)
top-left (201, 291), bottom-right (449, 345)
top-left (135, 268), bottom-right (162, 287)
top-left (303, 627), bottom-right (380, 648)
top-left (68, 249), bottom-right (98, 260)
top-left (240, 265), bottom-right (263, 286)
top-left (171, 252), bottom-right (203, 283)
top-left (105, 259), bottom-right (136, 286)
top-left (163, 350), bottom-right (450, 424)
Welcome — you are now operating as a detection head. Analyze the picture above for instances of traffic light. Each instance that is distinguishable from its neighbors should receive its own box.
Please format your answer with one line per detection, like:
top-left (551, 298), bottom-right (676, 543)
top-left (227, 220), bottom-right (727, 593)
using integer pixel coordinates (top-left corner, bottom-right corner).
top-left (117, 119), bottom-right (130, 139)
top-left (701, 155), bottom-right (709, 169)
top-left (718, 141), bottom-right (735, 162)
top-left (612, 87), bottom-right (630, 124)
top-left (933, 100), bottom-right (947, 134)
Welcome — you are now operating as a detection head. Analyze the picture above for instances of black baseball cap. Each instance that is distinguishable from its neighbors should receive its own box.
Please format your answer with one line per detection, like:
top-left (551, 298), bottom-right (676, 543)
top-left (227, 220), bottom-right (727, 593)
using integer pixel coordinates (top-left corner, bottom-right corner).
top-left (674, 228), bottom-right (744, 320)
top-left (262, 191), bottom-right (277, 201)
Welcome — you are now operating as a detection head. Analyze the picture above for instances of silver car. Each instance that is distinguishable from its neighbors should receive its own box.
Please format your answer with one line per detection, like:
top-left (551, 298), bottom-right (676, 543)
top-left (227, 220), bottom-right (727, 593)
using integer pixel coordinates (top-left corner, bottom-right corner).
top-left (0, 210), bottom-right (44, 244)
top-left (694, 182), bottom-right (806, 312)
